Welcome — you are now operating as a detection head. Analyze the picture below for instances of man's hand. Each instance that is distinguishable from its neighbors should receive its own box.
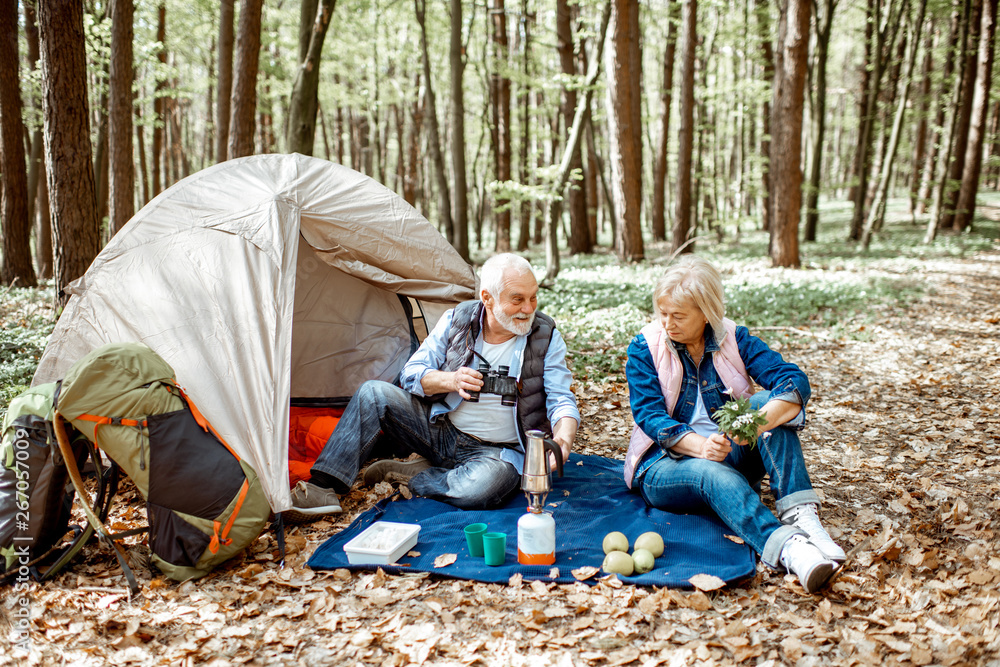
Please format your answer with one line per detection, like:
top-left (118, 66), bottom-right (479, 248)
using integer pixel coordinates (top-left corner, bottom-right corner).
top-left (550, 417), bottom-right (578, 468)
top-left (420, 367), bottom-right (483, 399)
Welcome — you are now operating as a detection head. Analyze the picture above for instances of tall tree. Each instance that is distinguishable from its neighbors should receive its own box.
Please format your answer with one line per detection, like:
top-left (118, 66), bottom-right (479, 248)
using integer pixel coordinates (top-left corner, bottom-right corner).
top-left (286, 0), bottom-right (336, 155)
top-left (652, 0), bottom-right (679, 243)
top-left (803, 0), bottom-right (839, 242)
top-left (937, 0), bottom-right (980, 230)
top-left (606, 0), bottom-right (643, 262)
top-left (673, 0), bottom-right (697, 253)
top-left (909, 31), bottom-right (934, 214)
top-left (753, 0), bottom-right (774, 233)
top-left (152, 3), bottom-right (166, 195)
top-left (216, 0), bottom-right (235, 162)
top-left (23, 2), bottom-right (51, 279)
top-left (109, 0), bottom-right (135, 236)
top-left (450, 0), bottom-right (470, 261)
top-left (953, 0), bottom-right (997, 231)
top-left (491, 0), bottom-right (513, 252)
top-left (861, 0), bottom-right (928, 248)
top-left (847, 0), bottom-right (905, 240)
top-left (543, 0), bottom-right (611, 281)
top-left (0, 0), bottom-right (36, 287)
top-left (769, 0), bottom-right (811, 267)
top-left (228, 0), bottom-right (264, 159)
top-left (557, 0), bottom-right (590, 254)
top-left (516, 2), bottom-right (533, 252)
top-left (38, 0), bottom-right (100, 301)
top-left (917, 9), bottom-right (959, 215)
top-left (414, 0), bottom-right (454, 244)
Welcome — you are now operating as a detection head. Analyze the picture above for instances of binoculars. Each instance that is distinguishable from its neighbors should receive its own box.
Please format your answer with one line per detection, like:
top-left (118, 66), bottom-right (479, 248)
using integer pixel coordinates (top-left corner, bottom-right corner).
top-left (467, 363), bottom-right (517, 406)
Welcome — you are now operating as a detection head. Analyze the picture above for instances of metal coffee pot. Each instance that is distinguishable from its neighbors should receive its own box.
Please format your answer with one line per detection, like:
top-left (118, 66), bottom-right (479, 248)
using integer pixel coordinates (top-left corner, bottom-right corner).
top-left (522, 429), bottom-right (564, 511)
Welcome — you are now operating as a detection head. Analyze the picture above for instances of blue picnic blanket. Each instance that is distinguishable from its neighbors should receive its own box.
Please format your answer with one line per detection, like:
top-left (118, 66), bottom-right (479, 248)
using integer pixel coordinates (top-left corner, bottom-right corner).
top-left (307, 454), bottom-right (757, 587)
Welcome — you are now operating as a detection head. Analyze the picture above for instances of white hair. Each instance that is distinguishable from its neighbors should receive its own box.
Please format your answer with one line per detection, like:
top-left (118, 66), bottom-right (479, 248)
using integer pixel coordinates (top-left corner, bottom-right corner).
top-left (480, 253), bottom-right (534, 300)
top-left (653, 255), bottom-right (726, 338)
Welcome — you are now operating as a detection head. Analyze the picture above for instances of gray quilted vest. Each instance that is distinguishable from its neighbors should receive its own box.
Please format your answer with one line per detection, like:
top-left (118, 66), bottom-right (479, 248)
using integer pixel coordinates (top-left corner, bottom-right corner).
top-left (441, 300), bottom-right (555, 440)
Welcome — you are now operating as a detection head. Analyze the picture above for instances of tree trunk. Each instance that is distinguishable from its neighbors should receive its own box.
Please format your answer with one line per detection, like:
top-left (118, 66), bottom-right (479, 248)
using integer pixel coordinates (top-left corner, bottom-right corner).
top-left (406, 72), bottom-right (422, 207)
top-left (451, 0), bottom-right (470, 261)
top-left (23, 1), bottom-right (44, 251)
top-left (909, 31), bottom-right (934, 214)
top-left (753, 0), bottom-right (774, 233)
top-left (926, 0), bottom-right (969, 242)
top-left (516, 2), bottom-right (533, 252)
top-left (557, 0), bottom-right (590, 254)
top-left (543, 0), bottom-right (611, 281)
top-left (606, 0), bottom-right (643, 263)
top-left (0, 0), bottom-right (36, 287)
top-left (414, 0), bottom-right (454, 243)
top-left (38, 0), bottom-right (100, 302)
top-left (804, 0), bottom-right (837, 242)
top-left (769, 0), bottom-right (811, 267)
top-left (216, 0), bottom-right (235, 162)
top-left (135, 101), bottom-right (150, 206)
top-left (228, 0), bottom-right (264, 159)
top-left (93, 90), bottom-right (109, 228)
top-left (490, 0), bottom-right (512, 253)
top-left (848, 0), bottom-right (904, 241)
top-left (862, 0), bottom-right (928, 248)
top-left (917, 9), bottom-right (959, 214)
top-left (109, 0), bottom-right (135, 236)
top-left (652, 0), bottom-right (679, 242)
top-left (152, 3), bottom-right (166, 195)
top-left (953, 0), bottom-right (996, 231)
top-left (938, 0), bottom-right (981, 230)
top-left (36, 157), bottom-right (53, 280)
top-left (287, 0), bottom-right (336, 155)
top-left (673, 0), bottom-right (697, 253)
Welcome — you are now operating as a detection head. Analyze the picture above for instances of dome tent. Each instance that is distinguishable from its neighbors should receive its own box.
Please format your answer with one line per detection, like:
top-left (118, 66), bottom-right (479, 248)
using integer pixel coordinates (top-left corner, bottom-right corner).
top-left (33, 153), bottom-right (478, 511)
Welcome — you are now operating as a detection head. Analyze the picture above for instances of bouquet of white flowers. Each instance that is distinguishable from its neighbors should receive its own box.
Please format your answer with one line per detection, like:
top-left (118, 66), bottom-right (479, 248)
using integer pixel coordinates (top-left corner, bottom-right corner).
top-left (713, 396), bottom-right (769, 448)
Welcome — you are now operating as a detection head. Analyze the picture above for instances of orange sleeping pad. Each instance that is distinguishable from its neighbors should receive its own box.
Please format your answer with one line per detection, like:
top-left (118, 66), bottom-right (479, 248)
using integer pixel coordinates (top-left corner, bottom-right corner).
top-left (288, 407), bottom-right (344, 486)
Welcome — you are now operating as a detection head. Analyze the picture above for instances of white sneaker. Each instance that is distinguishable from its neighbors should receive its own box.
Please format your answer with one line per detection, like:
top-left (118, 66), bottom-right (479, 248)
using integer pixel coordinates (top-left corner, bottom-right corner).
top-left (779, 535), bottom-right (837, 593)
top-left (781, 503), bottom-right (846, 562)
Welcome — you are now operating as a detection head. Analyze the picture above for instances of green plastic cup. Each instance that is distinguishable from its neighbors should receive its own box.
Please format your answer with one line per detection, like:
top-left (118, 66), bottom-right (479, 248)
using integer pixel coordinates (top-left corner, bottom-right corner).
top-left (483, 532), bottom-right (507, 566)
top-left (464, 523), bottom-right (488, 557)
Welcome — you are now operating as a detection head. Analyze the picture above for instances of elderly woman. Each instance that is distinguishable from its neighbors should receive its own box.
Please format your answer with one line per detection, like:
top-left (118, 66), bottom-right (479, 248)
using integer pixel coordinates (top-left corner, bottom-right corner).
top-left (624, 256), bottom-right (844, 593)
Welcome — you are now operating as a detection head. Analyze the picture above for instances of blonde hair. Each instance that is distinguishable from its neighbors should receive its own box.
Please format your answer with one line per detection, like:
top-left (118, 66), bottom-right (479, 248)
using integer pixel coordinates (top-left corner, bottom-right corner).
top-left (652, 255), bottom-right (726, 338)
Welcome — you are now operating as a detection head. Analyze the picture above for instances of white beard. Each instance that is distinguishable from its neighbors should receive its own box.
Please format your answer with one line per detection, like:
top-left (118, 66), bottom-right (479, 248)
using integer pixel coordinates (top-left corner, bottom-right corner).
top-left (492, 302), bottom-right (534, 336)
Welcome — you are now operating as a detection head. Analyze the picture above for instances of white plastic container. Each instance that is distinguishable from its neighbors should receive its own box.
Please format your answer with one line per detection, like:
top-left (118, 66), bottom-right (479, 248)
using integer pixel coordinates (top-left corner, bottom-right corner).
top-left (343, 521), bottom-right (420, 565)
top-left (517, 510), bottom-right (556, 565)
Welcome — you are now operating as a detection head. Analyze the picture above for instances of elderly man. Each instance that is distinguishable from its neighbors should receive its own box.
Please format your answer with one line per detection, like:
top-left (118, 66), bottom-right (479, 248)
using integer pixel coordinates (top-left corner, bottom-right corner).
top-left (287, 253), bottom-right (580, 520)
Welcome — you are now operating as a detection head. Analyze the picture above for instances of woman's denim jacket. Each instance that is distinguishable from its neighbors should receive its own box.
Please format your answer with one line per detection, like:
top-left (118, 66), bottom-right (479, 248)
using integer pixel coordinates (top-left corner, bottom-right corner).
top-left (625, 323), bottom-right (811, 482)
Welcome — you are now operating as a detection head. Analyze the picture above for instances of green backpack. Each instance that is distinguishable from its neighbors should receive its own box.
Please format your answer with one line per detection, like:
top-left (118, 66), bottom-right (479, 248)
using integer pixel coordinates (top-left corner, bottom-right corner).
top-left (1, 383), bottom-right (117, 583)
top-left (53, 343), bottom-right (271, 584)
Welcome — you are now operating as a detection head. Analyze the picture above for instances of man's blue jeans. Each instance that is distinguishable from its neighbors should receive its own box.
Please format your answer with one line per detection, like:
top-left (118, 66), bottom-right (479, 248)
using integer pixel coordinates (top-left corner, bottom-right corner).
top-left (636, 392), bottom-right (819, 568)
top-left (310, 380), bottom-right (521, 509)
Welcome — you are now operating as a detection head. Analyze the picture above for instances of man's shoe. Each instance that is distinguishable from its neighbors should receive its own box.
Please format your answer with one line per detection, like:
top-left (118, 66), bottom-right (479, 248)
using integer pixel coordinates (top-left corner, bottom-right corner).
top-left (780, 503), bottom-right (846, 562)
top-left (282, 481), bottom-right (342, 524)
top-left (362, 456), bottom-right (432, 487)
top-left (779, 534), bottom-right (837, 594)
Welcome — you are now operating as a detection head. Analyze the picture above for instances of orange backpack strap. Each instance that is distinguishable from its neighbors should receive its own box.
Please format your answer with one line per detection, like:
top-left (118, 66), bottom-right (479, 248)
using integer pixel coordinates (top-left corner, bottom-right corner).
top-left (174, 384), bottom-right (242, 461)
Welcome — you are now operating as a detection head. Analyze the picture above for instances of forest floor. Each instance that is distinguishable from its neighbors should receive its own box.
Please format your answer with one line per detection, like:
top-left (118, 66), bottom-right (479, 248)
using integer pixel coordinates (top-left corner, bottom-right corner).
top-left (3, 242), bottom-right (1000, 666)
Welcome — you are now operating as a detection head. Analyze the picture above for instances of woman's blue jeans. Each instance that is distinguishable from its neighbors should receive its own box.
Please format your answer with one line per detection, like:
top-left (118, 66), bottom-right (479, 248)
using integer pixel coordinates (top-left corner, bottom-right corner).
top-left (310, 380), bottom-right (521, 509)
top-left (637, 392), bottom-right (819, 568)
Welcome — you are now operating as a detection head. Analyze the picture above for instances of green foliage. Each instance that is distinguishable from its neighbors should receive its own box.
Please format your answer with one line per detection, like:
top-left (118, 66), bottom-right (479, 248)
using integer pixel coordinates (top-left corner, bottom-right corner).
top-left (0, 287), bottom-right (55, 423)
top-left (712, 397), bottom-right (769, 448)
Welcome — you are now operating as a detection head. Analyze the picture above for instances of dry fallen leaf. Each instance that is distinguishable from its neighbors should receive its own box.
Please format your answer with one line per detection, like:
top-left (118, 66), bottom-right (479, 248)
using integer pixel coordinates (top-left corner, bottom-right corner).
top-left (572, 566), bottom-right (599, 581)
top-left (724, 534), bottom-right (745, 544)
top-left (548, 567), bottom-right (559, 578)
top-left (433, 553), bottom-right (457, 568)
top-left (689, 573), bottom-right (726, 591)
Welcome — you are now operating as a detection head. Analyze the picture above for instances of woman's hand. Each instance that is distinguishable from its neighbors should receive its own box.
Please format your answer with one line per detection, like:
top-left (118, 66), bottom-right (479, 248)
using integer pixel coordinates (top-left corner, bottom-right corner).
top-left (673, 432), bottom-right (732, 462)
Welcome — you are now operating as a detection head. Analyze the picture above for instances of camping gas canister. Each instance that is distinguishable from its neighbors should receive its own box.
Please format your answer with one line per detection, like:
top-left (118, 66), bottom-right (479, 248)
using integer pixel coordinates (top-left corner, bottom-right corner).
top-left (517, 509), bottom-right (555, 565)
